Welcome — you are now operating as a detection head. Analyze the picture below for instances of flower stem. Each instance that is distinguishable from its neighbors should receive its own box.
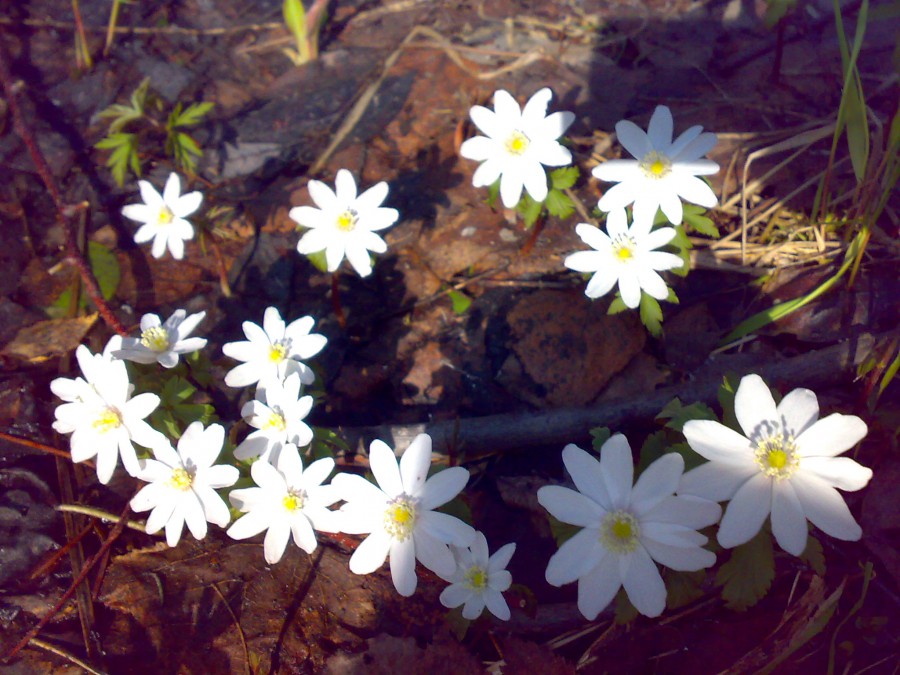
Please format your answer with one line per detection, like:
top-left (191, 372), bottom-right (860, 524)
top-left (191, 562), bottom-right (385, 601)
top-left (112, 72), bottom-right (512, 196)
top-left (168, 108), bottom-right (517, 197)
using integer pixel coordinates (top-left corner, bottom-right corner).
top-left (56, 503), bottom-right (148, 532)
top-left (331, 272), bottom-right (346, 329)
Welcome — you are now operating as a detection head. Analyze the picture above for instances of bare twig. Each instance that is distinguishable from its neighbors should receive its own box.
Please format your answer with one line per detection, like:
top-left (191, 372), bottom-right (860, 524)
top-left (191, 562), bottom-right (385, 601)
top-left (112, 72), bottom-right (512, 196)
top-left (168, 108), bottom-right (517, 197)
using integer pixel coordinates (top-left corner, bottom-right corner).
top-left (0, 44), bottom-right (127, 336)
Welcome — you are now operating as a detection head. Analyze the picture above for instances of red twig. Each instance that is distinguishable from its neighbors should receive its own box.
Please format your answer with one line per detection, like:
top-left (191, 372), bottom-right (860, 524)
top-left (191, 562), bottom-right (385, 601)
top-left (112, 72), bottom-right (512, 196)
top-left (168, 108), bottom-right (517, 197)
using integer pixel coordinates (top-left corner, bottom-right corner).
top-left (0, 43), bottom-right (126, 336)
top-left (2, 501), bottom-right (132, 662)
top-left (0, 429), bottom-right (93, 467)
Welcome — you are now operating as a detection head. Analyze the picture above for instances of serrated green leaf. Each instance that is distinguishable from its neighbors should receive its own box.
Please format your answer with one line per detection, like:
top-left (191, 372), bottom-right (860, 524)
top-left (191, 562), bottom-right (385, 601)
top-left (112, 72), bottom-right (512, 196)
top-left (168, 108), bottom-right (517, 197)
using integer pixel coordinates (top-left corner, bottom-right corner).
top-left (682, 204), bottom-right (720, 238)
top-left (716, 529), bottom-right (775, 610)
top-left (176, 132), bottom-right (202, 157)
top-left (447, 289), bottom-right (472, 315)
top-left (656, 398), bottom-right (717, 432)
top-left (173, 101), bottom-right (214, 128)
top-left (517, 192), bottom-right (543, 228)
top-left (549, 166), bottom-right (579, 190)
top-left (717, 374), bottom-right (742, 432)
top-left (590, 426), bottom-right (611, 452)
top-left (545, 188), bottom-right (575, 219)
top-left (639, 292), bottom-right (663, 337)
top-left (666, 569), bottom-right (708, 610)
top-left (668, 225), bottom-right (692, 278)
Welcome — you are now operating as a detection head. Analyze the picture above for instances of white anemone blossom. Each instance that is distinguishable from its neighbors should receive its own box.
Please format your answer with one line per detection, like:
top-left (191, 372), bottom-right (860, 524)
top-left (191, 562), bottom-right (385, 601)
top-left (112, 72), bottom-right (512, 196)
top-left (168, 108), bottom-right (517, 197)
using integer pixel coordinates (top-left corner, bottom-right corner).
top-left (122, 172), bottom-right (202, 259)
top-left (290, 169), bottom-right (399, 278)
top-left (679, 374), bottom-right (872, 556)
top-left (233, 372), bottom-right (314, 462)
top-left (439, 531), bottom-right (516, 621)
top-left (51, 341), bottom-right (167, 484)
top-left (114, 309), bottom-right (207, 368)
top-left (130, 421), bottom-right (239, 547)
top-left (564, 208), bottom-right (683, 308)
top-left (593, 105), bottom-right (718, 226)
top-left (538, 437), bottom-right (721, 619)
top-left (227, 444), bottom-right (341, 564)
top-left (222, 306), bottom-right (327, 389)
top-left (460, 88), bottom-right (575, 209)
top-left (333, 433), bottom-right (477, 597)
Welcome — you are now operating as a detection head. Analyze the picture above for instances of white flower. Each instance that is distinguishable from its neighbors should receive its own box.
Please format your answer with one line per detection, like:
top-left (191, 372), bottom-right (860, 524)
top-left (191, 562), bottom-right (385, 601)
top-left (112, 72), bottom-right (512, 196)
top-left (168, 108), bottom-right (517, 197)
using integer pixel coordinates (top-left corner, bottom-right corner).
top-left (439, 532), bottom-right (516, 621)
top-left (538, 436), bottom-right (720, 619)
top-left (593, 105), bottom-right (718, 226)
top-left (130, 421), bottom-right (239, 547)
top-left (333, 433), bottom-right (476, 597)
top-left (679, 374), bottom-right (872, 556)
top-left (564, 208), bottom-right (684, 308)
top-left (233, 373), bottom-right (314, 462)
top-left (122, 173), bottom-right (202, 260)
top-left (289, 169), bottom-right (399, 278)
top-left (113, 309), bottom-right (207, 368)
top-left (222, 306), bottom-right (327, 389)
top-left (227, 444), bottom-right (341, 563)
top-left (51, 343), bottom-right (167, 484)
top-left (460, 88), bottom-right (574, 209)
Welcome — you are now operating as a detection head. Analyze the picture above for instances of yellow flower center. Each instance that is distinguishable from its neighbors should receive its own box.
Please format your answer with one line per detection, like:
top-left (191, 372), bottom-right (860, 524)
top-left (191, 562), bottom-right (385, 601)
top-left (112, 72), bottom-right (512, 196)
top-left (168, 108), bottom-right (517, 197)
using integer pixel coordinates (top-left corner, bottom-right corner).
top-left (504, 130), bottom-right (531, 156)
top-left (140, 326), bottom-right (170, 352)
top-left (92, 407), bottom-right (122, 434)
top-left (157, 206), bottom-right (175, 226)
top-left (600, 510), bottom-right (640, 554)
top-left (282, 493), bottom-right (300, 511)
top-left (265, 410), bottom-right (287, 432)
top-left (640, 151), bottom-right (672, 179)
top-left (167, 467), bottom-right (193, 492)
top-left (464, 566), bottom-right (488, 590)
top-left (611, 234), bottom-right (637, 262)
top-left (336, 209), bottom-right (359, 232)
top-left (383, 496), bottom-right (418, 541)
top-left (268, 342), bottom-right (289, 364)
top-left (754, 434), bottom-right (799, 479)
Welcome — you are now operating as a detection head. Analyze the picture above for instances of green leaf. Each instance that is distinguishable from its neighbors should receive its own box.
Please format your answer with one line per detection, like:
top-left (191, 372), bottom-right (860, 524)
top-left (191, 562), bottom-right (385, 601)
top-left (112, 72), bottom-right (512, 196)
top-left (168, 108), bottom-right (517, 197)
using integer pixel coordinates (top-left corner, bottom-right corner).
top-left (517, 192), bottom-right (543, 228)
top-left (47, 241), bottom-right (120, 316)
top-left (96, 132), bottom-right (139, 186)
top-left (283, 0), bottom-right (307, 42)
top-left (656, 398), bottom-right (717, 432)
top-left (682, 204), bottom-right (719, 238)
top-left (636, 431), bottom-right (667, 476)
top-left (639, 292), bottom-right (663, 337)
top-left (668, 225), bottom-right (692, 278)
top-left (717, 374), bottom-right (742, 432)
top-left (447, 289), bottom-right (472, 315)
top-left (548, 515), bottom-right (581, 547)
top-left (716, 529), bottom-right (775, 611)
top-left (800, 533), bottom-right (826, 576)
top-left (614, 588), bottom-right (639, 624)
top-left (486, 178), bottom-right (500, 209)
top-left (549, 166), bottom-right (579, 190)
top-left (590, 426), bottom-right (611, 452)
top-left (764, 0), bottom-right (797, 28)
top-left (305, 248), bottom-right (329, 273)
top-left (607, 295), bottom-right (628, 315)
top-left (173, 101), bottom-right (214, 128)
top-left (437, 494), bottom-right (473, 526)
top-left (668, 441), bottom-right (707, 472)
top-left (666, 570), bottom-right (707, 610)
top-left (544, 188), bottom-right (575, 219)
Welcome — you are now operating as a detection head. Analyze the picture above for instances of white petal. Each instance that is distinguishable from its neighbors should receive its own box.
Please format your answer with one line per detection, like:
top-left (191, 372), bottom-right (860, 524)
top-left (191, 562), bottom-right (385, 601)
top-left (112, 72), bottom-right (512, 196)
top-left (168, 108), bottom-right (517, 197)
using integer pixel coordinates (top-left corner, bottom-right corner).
top-left (537, 485), bottom-right (605, 527)
top-left (635, 267), bottom-right (670, 302)
top-left (264, 517), bottom-right (291, 564)
top-left (162, 173), bottom-right (182, 204)
top-left (290, 514), bottom-right (318, 554)
top-left (488, 542), bottom-right (516, 574)
top-left (520, 88), bottom-right (551, 128)
top-left (440, 584), bottom-right (473, 609)
top-left (795, 414), bottom-right (868, 458)
top-left (417, 511), bottom-right (475, 547)
top-left (307, 179), bottom-right (337, 211)
top-left (615, 119), bottom-right (651, 159)
top-left (344, 241), bottom-right (373, 277)
top-left (775, 388), bottom-right (819, 437)
top-left (483, 591), bottom-right (511, 620)
top-left (672, 132), bottom-right (717, 162)
top-left (369, 439), bottom-right (403, 498)
top-left (717, 473), bottom-right (772, 548)
top-left (354, 181), bottom-right (388, 212)
top-left (521, 162), bottom-right (549, 203)
top-left (680, 459), bottom-right (755, 501)
top-left (800, 456), bottom-right (872, 491)
top-left (459, 136), bottom-right (495, 162)
top-left (790, 472), bottom-right (862, 542)
top-left (499, 164), bottom-right (525, 209)
top-left (138, 180), bottom-right (163, 208)
top-left (576, 553), bottom-right (619, 620)
top-left (561, 444), bottom-right (612, 509)
top-left (671, 174), bottom-right (718, 208)
top-left (646, 105), bottom-right (674, 149)
top-left (400, 433), bottom-right (432, 496)
top-left (173, 191), bottom-right (202, 218)
top-left (655, 187), bottom-right (683, 226)
top-left (630, 453), bottom-right (683, 513)
top-left (390, 538), bottom-right (417, 596)
top-left (420, 466), bottom-right (469, 510)
top-left (640, 495), bottom-right (721, 529)
top-left (771, 480), bottom-right (809, 556)
top-left (492, 89), bottom-right (522, 124)
top-left (622, 546), bottom-right (666, 617)
top-left (413, 530), bottom-right (456, 578)
top-left (667, 125), bottom-right (704, 159)
top-left (584, 266), bottom-right (619, 300)
top-left (470, 157), bottom-right (504, 188)
top-left (641, 539), bottom-right (716, 571)
top-left (227, 509), bottom-right (272, 540)
top-left (182, 497), bottom-right (208, 542)
top-left (545, 527), bottom-right (605, 586)
top-left (682, 420), bottom-right (755, 465)
top-left (469, 105), bottom-right (505, 140)
top-left (349, 529), bottom-right (392, 574)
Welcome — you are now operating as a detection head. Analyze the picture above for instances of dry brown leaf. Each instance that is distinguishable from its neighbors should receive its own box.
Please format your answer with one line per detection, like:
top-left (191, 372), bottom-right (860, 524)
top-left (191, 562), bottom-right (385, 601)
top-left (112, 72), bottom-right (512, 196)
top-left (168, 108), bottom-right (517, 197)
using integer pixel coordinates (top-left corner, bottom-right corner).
top-left (1, 314), bottom-right (97, 362)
